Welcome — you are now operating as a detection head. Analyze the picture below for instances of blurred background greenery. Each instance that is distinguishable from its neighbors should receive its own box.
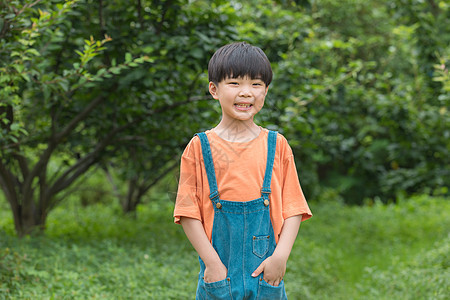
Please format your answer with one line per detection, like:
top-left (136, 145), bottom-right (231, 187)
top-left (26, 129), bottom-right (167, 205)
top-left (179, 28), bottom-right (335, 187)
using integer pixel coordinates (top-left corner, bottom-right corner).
top-left (0, 0), bottom-right (449, 299)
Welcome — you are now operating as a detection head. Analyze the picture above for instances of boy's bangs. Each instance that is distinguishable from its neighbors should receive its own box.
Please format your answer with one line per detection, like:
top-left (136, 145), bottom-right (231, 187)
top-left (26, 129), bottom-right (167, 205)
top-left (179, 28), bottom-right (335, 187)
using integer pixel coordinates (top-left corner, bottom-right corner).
top-left (221, 51), bottom-right (272, 84)
top-left (209, 42), bottom-right (273, 86)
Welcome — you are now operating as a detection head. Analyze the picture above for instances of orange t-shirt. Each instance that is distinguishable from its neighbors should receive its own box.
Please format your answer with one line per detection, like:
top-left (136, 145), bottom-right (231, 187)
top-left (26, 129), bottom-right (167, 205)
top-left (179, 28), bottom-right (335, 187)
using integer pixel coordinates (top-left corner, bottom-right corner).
top-left (173, 126), bottom-right (312, 243)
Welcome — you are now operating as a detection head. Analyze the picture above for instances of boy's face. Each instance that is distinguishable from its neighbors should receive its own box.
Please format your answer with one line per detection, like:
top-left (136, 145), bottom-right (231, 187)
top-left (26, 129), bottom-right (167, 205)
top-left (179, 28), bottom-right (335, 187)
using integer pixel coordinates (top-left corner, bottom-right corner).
top-left (209, 76), bottom-right (269, 123)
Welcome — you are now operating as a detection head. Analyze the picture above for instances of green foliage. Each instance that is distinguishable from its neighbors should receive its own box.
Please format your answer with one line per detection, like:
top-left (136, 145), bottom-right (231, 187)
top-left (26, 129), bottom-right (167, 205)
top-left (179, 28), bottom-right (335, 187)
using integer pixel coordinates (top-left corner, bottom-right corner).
top-left (0, 0), bottom-right (238, 234)
top-left (433, 52), bottom-right (450, 93)
top-left (1, 0), bottom-right (449, 236)
top-left (0, 194), bottom-right (448, 299)
top-left (0, 1), bottom-right (151, 149)
top-left (237, 0), bottom-right (449, 203)
top-left (0, 0), bottom-right (156, 236)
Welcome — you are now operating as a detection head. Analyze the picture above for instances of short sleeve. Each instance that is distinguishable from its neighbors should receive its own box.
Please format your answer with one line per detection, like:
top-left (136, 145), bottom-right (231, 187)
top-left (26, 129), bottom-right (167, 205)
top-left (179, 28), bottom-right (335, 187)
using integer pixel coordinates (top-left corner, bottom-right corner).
top-left (173, 137), bottom-right (202, 224)
top-left (280, 137), bottom-right (312, 222)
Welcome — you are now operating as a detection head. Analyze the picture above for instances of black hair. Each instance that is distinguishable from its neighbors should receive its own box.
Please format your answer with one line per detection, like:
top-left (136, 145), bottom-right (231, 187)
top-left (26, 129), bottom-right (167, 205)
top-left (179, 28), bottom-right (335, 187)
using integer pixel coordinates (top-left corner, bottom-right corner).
top-left (208, 42), bottom-right (272, 86)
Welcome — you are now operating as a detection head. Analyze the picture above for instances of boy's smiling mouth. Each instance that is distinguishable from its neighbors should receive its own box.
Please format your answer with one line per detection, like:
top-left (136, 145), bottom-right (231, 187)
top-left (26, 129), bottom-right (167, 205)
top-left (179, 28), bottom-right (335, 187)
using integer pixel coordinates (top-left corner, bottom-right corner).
top-left (234, 103), bottom-right (253, 111)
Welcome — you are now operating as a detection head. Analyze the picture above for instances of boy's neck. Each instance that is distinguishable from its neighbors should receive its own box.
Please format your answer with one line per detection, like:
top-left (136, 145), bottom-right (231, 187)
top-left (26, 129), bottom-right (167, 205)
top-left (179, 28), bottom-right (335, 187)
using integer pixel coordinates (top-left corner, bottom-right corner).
top-left (213, 120), bottom-right (261, 143)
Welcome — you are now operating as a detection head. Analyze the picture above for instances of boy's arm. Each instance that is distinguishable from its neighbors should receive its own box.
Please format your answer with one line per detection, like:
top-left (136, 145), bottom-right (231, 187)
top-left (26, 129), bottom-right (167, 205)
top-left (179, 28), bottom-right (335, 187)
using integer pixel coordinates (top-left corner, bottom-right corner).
top-left (251, 215), bottom-right (302, 286)
top-left (180, 217), bottom-right (228, 283)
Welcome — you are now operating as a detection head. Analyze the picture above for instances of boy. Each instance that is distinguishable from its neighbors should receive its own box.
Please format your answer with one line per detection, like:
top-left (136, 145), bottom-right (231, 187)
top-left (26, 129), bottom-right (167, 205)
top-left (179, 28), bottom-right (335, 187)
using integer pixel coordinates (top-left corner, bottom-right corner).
top-left (174, 42), bottom-right (312, 299)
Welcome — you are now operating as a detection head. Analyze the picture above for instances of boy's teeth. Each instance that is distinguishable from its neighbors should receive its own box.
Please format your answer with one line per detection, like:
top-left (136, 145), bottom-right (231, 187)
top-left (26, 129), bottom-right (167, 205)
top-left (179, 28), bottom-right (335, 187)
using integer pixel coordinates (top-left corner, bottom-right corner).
top-left (235, 104), bottom-right (251, 107)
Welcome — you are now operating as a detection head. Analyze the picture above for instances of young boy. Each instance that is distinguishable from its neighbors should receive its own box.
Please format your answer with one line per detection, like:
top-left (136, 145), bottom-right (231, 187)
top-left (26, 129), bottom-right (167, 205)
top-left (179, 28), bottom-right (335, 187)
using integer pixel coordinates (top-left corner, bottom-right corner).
top-left (174, 42), bottom-right (312, 299)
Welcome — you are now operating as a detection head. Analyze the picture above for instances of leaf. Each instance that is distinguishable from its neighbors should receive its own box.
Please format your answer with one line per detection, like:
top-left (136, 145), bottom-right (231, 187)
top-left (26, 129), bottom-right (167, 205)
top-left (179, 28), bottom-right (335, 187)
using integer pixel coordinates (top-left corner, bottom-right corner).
top-left (19, 128), bottom-right (29, 136)
top-left (43, 85), bottom-right (51, 100)
top-left (58, 79), bottom-right (69, 92)
top-left (13, 64), bottom-right (24, 73)
top-left (109, 67), bottom-right (121, 74)
top-left (190, 48), bottom-right (203, 59)
top-left (18, 39), bottom-right (29, 46)
top-left (25, 49), bottom-right (41, 57)
top-left (142, 46), bottom-right (154, 54)
top-left (4, 14), bottom-right (16, 20)
top-left (125, 53), bottom-right (132, 63)
top-left (10, 123), bottom-right (20, 131)
top-left (21, 73), bottom-right (31, 82)
top-left (9, 135), bottom-right (18, 143)
top-left (96, 68), bottom-right (107, 76)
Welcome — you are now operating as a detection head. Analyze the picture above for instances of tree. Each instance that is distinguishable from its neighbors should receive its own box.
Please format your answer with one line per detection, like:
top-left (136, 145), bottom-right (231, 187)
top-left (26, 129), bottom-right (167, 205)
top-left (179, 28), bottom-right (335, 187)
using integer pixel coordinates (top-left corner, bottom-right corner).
top-left (0, 0), bottom-right (154, 236)
top-left (0, 0), bottom-right (238, 235)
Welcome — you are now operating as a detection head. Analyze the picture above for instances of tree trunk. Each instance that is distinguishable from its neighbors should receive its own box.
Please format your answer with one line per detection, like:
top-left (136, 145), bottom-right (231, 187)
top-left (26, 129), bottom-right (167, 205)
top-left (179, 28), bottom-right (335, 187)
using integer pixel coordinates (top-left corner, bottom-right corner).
top-left (122, 177), bottom-right (140, 216)
top-left (6, 193), bottom-right (47, 237)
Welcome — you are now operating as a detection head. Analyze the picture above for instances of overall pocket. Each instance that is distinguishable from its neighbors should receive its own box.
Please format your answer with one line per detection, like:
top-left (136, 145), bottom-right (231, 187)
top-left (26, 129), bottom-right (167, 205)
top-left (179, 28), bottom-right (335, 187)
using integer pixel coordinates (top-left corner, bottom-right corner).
top-left (252, 235), bottom-right (270, 258)
top-left (256, 278), bottom-right (287, 300)
top-left (197, 277), bottom-right (233, 300)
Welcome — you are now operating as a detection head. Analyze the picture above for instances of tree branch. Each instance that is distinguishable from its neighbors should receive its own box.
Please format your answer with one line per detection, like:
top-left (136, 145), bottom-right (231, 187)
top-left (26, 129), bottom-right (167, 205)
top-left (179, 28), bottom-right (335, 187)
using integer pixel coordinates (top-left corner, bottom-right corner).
top-left (103, 163), bottom-right (123, 200)
top-left (48, 165), bottom-right (100, 211)
top-left (136, 0), bottom-right (143, 28)
top-left (156, 0), bottom-right (173, 35)
top-left (47, 116), bottom-right (137, 197)
top-left (0, 104), bottom-right (29, 179)
top-left (13, 152), bottom-right (30, 182)
top-left (1, 93), bottom-right (206, 151)
top-left (141, 158), bottom-right (179, 197)
top-left (22, 95), bottom-right (106, 207)
top-left (0, 161), bottom-right (22, 233)
top-left (36, 93), bottom-right (208, 203)
top-left (54, 95), bottom-right (106, 144)
top-left (0, 0), bottom-right (44, 38)
top-left (38, 163), bottom-right (48, 218)
top-left (0, 159), bottom-right (19, 207)
top-left (98, 0), bottom-right (106, 35)
top-left (15, 0), bottom-right (44, 17)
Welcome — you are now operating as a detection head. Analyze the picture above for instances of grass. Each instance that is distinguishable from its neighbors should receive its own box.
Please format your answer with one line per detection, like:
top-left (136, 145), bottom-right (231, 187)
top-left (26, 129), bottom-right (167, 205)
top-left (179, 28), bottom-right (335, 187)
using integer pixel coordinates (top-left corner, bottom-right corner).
top-left (288, 195), bottom-right (449, 299)
top-left (0, 194), bottom-right (448, 299)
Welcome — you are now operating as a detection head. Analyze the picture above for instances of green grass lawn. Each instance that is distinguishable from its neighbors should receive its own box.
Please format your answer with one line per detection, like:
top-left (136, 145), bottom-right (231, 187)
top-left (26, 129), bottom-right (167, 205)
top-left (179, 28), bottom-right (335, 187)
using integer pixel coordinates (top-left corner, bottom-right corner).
top-left (0, 194), bottom-right (448, 299)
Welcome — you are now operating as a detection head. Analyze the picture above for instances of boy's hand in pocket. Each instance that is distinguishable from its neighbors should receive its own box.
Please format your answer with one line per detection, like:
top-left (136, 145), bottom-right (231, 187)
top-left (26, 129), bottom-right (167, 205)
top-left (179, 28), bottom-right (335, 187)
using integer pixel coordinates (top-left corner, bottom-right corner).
top-left (204, 261), bottom-right (228, 283)
top-left (252, 255), bottom-right (286, 286)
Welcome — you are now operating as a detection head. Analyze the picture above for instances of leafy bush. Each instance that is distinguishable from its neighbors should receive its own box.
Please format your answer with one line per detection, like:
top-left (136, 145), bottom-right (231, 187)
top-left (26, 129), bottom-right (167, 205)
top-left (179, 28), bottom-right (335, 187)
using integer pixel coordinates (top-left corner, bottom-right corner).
top-left (237, 0), bottom-right (450, 204)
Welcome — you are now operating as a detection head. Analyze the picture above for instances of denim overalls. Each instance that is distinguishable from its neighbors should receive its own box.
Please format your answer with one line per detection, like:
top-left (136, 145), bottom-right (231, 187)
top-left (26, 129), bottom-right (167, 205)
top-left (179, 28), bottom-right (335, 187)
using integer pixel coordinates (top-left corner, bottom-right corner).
top-left (194, 130), bottom-right (288, 300)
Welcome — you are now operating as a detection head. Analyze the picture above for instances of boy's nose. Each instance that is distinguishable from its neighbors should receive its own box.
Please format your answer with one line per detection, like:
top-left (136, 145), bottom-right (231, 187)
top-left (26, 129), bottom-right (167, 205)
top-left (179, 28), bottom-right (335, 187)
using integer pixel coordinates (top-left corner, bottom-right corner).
top-left (239, 87), bottom-right (251, 97)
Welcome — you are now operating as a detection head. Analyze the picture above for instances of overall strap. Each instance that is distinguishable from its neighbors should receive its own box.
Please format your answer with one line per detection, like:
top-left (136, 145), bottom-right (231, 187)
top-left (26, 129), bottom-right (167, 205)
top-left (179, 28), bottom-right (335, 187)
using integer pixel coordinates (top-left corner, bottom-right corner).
top-left (261, 130), bottom-right (278, 198)
top-left (194, 132), bottom-right (220, 201)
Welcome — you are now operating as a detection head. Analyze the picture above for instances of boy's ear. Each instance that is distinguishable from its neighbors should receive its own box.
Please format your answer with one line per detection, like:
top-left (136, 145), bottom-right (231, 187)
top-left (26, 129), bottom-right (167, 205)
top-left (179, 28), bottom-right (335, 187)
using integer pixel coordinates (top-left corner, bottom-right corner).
top-left (209, 82), bottom-right (219, 100)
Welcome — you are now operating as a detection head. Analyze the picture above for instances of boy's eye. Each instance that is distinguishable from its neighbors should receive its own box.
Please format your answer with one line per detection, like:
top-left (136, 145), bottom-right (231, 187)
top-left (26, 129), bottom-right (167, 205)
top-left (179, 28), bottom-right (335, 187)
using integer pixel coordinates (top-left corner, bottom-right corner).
top-left (253, 82), bottom-right (265, 87)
